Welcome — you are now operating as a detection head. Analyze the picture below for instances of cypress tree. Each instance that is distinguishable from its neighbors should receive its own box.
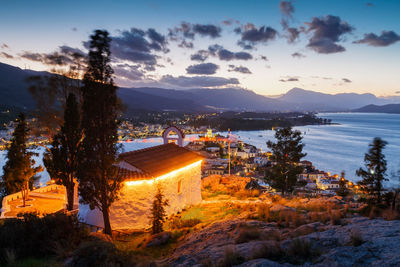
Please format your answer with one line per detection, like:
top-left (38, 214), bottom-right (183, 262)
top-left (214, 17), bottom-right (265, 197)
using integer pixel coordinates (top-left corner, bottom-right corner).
top-left (150, 186), bottom-right (169, 234)
top-left (77, 30), bottom-right (122, 235)
top-left (356, 137), bottom-right (388, 205)
top-left (1, 114), bottom-right (42, 206)
top-left (44, 93), bottom-right (82, 211)
top-left (265, 127), bottom-right (306, 195)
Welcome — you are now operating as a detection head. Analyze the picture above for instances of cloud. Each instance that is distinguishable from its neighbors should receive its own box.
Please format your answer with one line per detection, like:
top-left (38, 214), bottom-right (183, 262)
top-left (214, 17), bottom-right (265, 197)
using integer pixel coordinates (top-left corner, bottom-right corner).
top-left (279, 76), bottom-right (299, 82)
top-left (113, 64), bottom-right (144, 81)
top-left (305, 15), bottom-right (353, 54)
top-left (238, 26), bottom-right (278, 49)
top-left (168, 22), bottom-right (221, 44)
top-left (191, 45), bottom-right (253, 62)
top-left (111, 28), bottom-right (168, 66)
top-left (279, 1), bottom-right (294, 18)
top-left (291, 52), bottom-right (305, 58)
top-left (395, 91), bottom-right (400, 94)
top-left (193, 24), bottom-right (222, 38)
top-left (1, 43), bottom-right (9, 49)
top-left (221, 19), bottom-right (240, 26)
top-left (178, 40), bottom-right (194, 49)
top-left (20, 46), bottom-right (86, 66)
top-left (0, 52), bottom-right (13, 59)
top-left (190, 50), bottom-right (209, 62)
top-left (160, 75), bottom-right (239, 88)
top-left (354, 31), bottom-right (400, 47)
top-left (228, 65), bottom-right (252, 74)
top-left (186, 63), bottom-right (219, 75)
top-left (217, 48), bottom-right (253, 61)
top-left (342, 78), bottom-right (352, 83)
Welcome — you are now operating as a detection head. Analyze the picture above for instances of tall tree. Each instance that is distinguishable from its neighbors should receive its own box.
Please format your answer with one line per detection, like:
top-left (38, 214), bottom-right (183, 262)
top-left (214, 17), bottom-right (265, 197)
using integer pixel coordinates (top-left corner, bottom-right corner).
top-left (1, 114), bottom-right (42, 206)
top-left (43, 93), bottom-right (82, 211)
top-left (356, 137), bottom-right (388, 205)
top-left (265, 127), bottom-right (306, 195)
top-left (150, 186), bottom-right (169, 234)
top-left (77, 30), bottom-right (122, 235)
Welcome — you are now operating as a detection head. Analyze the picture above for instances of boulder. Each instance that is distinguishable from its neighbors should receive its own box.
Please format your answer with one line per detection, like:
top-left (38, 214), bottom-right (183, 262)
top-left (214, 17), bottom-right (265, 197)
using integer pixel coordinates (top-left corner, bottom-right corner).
top-left (145, 231), bottom-right (171, 247)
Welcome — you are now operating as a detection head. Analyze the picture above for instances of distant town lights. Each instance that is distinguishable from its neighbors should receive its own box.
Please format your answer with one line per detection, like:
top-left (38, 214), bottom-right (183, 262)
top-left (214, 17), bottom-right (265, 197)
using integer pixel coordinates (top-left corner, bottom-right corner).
top-left (125, 160), bottom-right (202, 187)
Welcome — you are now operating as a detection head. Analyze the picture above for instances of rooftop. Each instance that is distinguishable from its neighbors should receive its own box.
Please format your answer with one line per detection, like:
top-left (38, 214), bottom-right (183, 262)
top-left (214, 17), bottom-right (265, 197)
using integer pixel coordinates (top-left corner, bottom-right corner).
top-left (119, 143), bottom-right (203, 179)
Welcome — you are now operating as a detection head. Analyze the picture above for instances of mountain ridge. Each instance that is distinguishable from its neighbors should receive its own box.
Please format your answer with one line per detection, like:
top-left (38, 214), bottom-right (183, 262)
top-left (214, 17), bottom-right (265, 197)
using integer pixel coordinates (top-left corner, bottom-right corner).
top-left (0, 62), bottom-right (395, 113)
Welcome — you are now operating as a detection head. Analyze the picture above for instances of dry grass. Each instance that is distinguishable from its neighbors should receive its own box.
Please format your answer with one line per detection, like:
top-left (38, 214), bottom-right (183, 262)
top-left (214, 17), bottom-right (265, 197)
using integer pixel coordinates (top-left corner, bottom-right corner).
top-left (235, 224), bottom-right (262, 244)
top-left (350, 229), bottom-right (364, 247)
top-left (219, 246), bottom-right (244, 267)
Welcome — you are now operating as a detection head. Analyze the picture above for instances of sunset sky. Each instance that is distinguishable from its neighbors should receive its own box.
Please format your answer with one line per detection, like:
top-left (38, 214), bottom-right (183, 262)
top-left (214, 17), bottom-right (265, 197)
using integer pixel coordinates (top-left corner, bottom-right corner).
top-left (1, 0), bottom-right (399, 96)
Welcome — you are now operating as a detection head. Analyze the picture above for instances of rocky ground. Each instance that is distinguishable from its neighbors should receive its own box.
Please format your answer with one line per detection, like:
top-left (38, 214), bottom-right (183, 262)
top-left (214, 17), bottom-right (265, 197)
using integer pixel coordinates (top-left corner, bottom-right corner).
top-left (165, 217), bottom-right (400, 266)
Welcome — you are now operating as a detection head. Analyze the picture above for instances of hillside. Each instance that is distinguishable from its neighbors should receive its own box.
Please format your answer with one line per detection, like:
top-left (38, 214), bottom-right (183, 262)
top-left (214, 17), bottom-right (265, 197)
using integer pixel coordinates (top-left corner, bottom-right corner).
top-left (278, 87), bottom-right (389, 111)
top-left (0, 62), bottom-right (393, 113)
top-left (353, 103), bottom-right (400, 114)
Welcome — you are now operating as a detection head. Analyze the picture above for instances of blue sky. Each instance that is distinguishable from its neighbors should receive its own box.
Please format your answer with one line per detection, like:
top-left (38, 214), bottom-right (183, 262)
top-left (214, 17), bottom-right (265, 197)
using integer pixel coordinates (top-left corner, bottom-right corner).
top-left (1, 0), bottom-right (399, 96)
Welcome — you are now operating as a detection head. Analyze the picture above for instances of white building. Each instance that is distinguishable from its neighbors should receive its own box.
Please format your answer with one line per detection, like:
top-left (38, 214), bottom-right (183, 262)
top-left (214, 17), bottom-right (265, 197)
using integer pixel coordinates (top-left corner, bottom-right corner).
top-left (79, 127), bottom-right (203, 230)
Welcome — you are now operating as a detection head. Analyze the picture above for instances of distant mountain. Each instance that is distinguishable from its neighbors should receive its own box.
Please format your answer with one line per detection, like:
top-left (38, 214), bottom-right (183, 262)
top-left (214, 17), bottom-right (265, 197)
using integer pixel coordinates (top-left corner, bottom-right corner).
top-left (278, 88), bottom-right (389, 111)
top-left (353, 104), bottom-right (400, 114)
top-left (0, 62), bottom-right (395, 113)
top-left (128, 87), bottom-right (285, 111)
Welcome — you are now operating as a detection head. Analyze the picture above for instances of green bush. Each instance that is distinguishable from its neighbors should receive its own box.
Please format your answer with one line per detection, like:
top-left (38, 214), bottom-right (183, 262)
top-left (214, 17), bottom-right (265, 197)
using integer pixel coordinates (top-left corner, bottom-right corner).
top-left (170, 217), bottom-right (201, 229)
top-left (0, 212), bottom-right (89, 264)
top-left (69, 240), bottom-right (131, 267)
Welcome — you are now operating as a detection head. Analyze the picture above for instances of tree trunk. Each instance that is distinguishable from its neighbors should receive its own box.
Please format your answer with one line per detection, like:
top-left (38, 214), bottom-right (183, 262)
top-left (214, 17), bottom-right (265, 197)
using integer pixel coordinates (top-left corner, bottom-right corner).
top-left (22, 187), bottom-right (26, 207)
top-left (392, 190), bottom-right (399, 211)
top-left (67, 183), bottom-right (75, 211)
top-left (102, 204), bottom-right (112, 236)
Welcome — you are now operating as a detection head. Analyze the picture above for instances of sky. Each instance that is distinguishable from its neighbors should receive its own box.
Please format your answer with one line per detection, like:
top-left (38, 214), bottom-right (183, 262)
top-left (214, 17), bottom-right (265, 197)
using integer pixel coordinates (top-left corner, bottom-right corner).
top-left (1, 0), bottom-right (400, 96)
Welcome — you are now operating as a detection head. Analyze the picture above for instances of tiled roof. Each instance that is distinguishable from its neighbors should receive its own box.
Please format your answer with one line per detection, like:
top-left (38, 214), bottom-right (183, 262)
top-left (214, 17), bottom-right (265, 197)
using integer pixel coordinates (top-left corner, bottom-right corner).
top-left (119, 143), bottom-right (203, 178)
top-left (116, 167), bottom-right (150, 180)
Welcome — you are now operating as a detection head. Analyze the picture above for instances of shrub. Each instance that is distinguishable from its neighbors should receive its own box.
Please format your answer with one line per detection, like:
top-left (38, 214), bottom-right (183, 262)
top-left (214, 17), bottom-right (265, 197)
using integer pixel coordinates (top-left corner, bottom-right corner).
top-left (0, 212), bottom-right (89, 264)
top-left (350, 229), bottom-right (364, 247)
top-left (70, 240), bottom-right (131, 267)
top-left (257, 203), bottom-right (270, 222)
top-left (219, 246), bottom-right (244, 267)
top-left (381, 209), bottom-right (400, 220)
top-left (170, 217), bottom-right (202, 229)
top-left (251, 241), bottom-right (284, 261)
top-left (235, 226), bottom-right (261, 244)
top-left (286, 238), bottom-right (320, 264)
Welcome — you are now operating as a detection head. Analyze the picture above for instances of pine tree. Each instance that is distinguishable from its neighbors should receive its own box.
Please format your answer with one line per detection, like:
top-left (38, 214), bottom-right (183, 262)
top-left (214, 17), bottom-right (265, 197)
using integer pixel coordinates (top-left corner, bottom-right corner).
top-left (337, 171), bottom-right (349, 197)
top-left (77, 30), bottom-right (122, 235)
top-left (44, 93), bottom-right (82, 211)
top-left (150, 185), bottom-right (169, 234)
top-left (1, 114), bottom-right (42, 206)
top-left (265, 127), bottom-right (306, 195)
top-left (356, 137), bottom-right (388, 205)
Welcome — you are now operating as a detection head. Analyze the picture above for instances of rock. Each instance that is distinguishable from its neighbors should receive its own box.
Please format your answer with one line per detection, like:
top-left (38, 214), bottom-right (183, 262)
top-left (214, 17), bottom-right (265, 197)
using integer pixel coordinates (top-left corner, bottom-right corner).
top-left (235, 258), bottom-right (288, 267)
top-left (145, 231), bottom-right (171, 247)
top-left (270, 204), bottom-right (295, 212)
top-left (245, 179), bottom-right (262, 190)
top-left (290, 222), bottom-right (325, 237)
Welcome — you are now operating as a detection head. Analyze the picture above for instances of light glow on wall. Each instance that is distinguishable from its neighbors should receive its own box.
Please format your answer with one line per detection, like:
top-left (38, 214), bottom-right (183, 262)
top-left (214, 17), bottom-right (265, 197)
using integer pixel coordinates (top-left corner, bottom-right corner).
top-left (125, 160), bottom-right (202, 186)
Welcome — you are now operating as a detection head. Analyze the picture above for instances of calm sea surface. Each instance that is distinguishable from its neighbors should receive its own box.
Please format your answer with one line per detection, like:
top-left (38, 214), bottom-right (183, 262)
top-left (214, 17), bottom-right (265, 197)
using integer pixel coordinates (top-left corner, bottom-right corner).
top-left (1, 113), bottom-right (399, 187)
top-left (225, 113), bottom-right (400, 186)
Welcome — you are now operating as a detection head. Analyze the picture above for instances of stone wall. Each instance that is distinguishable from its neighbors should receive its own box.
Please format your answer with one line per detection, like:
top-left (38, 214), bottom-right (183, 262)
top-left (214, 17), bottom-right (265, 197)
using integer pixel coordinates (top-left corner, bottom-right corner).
top-left (79, 162), bottom-right (202, 230)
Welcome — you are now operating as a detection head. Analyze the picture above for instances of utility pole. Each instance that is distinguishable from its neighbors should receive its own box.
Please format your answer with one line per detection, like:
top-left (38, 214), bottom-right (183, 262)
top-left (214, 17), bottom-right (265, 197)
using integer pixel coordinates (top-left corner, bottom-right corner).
top-left (228, 128), bottom-right (231, 176)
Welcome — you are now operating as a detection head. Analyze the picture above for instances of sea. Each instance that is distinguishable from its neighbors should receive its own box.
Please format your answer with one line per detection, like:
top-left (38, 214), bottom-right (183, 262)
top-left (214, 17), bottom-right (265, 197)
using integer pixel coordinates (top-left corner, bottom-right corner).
top-left (1, 113), bottom-right (399, 187)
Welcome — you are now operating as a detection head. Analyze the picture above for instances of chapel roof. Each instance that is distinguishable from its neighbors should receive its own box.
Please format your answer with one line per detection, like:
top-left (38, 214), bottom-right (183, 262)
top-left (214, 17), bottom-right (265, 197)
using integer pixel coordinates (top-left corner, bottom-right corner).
top-left (119, 143), bottom-right (203, 179)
